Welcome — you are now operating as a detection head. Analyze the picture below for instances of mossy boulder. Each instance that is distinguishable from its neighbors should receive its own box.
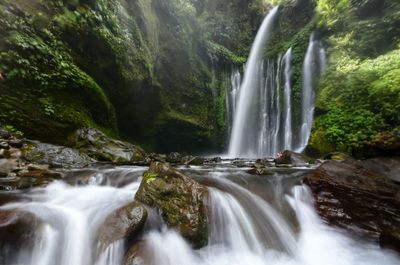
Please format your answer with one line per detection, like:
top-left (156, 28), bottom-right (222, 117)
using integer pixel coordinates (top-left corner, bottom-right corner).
top-left (135, 162), bottom-right (208, 248)
top-left (97, 201), bottom-right (147, 249)
top-left (66, 128), bottom-right (146, 163)
top-left (21, 141), bottom-right (93, 168)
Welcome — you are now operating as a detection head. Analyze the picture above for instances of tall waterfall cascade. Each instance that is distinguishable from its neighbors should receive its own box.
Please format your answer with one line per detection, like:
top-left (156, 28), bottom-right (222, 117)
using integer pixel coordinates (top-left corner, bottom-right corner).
top-left (228, 6), bottom-right (279, 158)
top-left (227, 7), bottom-right (327, 158)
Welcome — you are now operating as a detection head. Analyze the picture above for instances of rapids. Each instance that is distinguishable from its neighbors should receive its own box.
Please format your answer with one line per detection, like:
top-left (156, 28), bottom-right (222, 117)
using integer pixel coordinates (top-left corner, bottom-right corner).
top-left (0, 162), bottom-right (398, 265)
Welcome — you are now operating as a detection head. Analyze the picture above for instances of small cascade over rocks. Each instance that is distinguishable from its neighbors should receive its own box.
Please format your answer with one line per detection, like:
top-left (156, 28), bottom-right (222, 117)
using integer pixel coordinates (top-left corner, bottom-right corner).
top-left (0, 160), bottom-right (398, 265)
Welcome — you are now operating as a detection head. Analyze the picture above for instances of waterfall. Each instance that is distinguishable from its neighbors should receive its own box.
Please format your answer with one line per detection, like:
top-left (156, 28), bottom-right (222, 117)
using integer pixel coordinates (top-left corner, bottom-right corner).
top-left (225, 69), bottom-right (241, 135)
top-left (283, 48), bottom-right (293, 151)
top-left (228, 6), bottom-right (279, 158)
top-left (297, 35), bottom-right (327, 152)
top-left (226, 47), bottom-right (294, 157)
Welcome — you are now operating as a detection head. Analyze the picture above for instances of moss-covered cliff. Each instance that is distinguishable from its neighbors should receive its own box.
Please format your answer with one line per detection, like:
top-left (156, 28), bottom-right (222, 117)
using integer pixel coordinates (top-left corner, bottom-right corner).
top-left (310, 0), bottom-right (400, 157)
top-left (0, 0), bottom-right (269, 153)
top-left (1, 0), bottom-right (398, 156)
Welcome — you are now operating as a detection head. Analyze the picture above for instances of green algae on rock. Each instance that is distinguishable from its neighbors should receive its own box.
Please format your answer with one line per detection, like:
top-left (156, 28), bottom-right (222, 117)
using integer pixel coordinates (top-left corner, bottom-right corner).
top-left (135, 162), bottom-right (208, 248)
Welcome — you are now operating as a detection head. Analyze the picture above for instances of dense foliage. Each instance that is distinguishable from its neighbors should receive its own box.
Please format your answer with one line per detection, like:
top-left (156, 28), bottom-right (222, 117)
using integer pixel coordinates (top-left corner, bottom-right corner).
top-left (309, 0), bottom-right (400, 156)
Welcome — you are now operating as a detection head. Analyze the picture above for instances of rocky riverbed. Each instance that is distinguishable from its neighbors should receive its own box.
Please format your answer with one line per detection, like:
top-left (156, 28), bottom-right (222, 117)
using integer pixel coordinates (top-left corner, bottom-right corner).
top-left (0, 128), bottom-right (399, 264)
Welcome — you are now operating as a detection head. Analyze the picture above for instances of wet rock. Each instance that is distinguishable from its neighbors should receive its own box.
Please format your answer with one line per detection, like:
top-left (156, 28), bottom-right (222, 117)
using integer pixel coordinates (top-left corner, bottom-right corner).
top-left (323, 152), bottom-right (355, 162)
top-left (233, 159), bottom-right (249, 168)
top-left (247, 167), bottom-right (273, 176)
top-left (17, 177), bottom-right (33, 189)
top-left (67, 128), bottom-right (146, 164)
top-left (18, 169), bottom-right (64, 188)
top-left (135, 162), bottom-right (208, 248)
top-left (275, 150), bottom-right (311, 166)
top-left (166, 152), bottom-right (182, 164)
top-left (0, 142), bottom-right (9, 150)
top-left (183, 156), bottom-right (205, 166)
top-left (97, 202), bottom-right (147, 248)
top-left (0, 159), bottom-right (17, 176)
top-left (27, 164), bottom-right (49, 171)
top-left (122, 241), bottom-right (149, 265)
top-left (303, 160), bottom-right (400, 251)
top-left (123, 241), bottom-right (146, 265)
top-left (21, 142), bottom-right (93, 168)
top-left (208, 157), bottom-right (222, 163)
top-left (0, 210), bottom-right (39, 253)
top-left (0, 149), bottom-right (10, 159)
top-left (0, 129), bottom-right (11, 139)
top-left (146, 153), bottom-right (167, 163)
top-left (360, 157), bottom-right (400, 183)
top-left (8, 139), bottom-right (23, 148)
top-left (254, 159), bottom-right (272, 167)
top-left (249, 159), bottom-right (274, 174)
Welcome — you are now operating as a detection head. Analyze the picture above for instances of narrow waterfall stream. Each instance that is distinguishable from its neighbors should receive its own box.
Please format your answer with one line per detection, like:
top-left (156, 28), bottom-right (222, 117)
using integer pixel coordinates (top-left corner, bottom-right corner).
top-left (0, 162), bottom-right (398, 265)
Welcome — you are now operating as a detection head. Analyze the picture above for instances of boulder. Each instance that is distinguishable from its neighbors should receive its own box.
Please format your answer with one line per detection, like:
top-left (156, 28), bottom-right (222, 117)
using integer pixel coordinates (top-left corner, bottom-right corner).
top-left (275, 150), bottom-right (311, 166)
top-left (67, 128), bottom-right (146, 164)
top-left (97, 202), bottom-right (147, 248)
top-left (135, 162), bottom-right (208, 248)
top-left (17, 168), bottom-right (64, 188)
top-left (166, 152), bottom-right (182, 164)
top-left (123, 242), bottom-right (146, 265)
top-left (0, 210), bottom-right (39, 257)
top-left (303, 160), bottom-right (400, 251)
top-left (183, 156), bottom-right (205, 166)
top-left (0, 159), bottom-right (18, 177)
top-left (0, 129), bottom-right (11, 139)
top-left (21, 141), bottom-right (93, 168)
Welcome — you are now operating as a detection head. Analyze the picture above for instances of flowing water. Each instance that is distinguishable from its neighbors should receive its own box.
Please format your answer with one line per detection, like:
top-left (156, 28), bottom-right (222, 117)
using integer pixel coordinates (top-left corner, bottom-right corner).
top-left (297, 35), bottom-right (327, 152)
top-left (283, 48), bottom-right (293, 151)
top-left (0, 162), bottom-right (398, 265)
top-left (225, 69), bottom-right (241, 135)
top-left (227, 7), bottom-right (328, 157)
top-left (228, 6), bottom-right (279, 158)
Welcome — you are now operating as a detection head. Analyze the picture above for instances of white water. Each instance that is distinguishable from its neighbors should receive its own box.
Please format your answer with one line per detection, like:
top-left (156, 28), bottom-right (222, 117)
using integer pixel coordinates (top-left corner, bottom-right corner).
top-left (228, 6), bottom-right (279, 158)
top-left (283, 48), bottom-right (293, 151)
top-left (227, 20), bottom-right (329, 157)
top-left (225, 69), bottom-right (242, 135)
top-left (297, 35), bottom-right (327, 152)
top-left (0, 167), bottom-right (144, 265)
top-left (0, 165), bottom-right (398, 265)
top-left (139, 178), bottom-right (399, 265)
top-left (227, 48), bottom-right (293, 157)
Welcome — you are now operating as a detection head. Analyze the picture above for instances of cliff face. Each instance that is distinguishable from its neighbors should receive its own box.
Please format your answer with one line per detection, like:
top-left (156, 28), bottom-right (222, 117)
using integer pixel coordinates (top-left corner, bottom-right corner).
top-left (1, 0), bottom-right (399, 156)
top-left (0, 0), bottom-right (268, 153)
